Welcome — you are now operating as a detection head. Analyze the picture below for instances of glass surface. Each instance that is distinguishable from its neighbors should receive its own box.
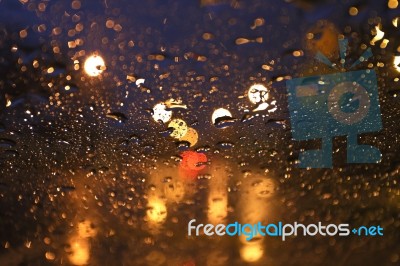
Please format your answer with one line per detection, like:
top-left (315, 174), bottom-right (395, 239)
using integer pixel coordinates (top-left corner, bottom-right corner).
top-left (0, 0), bottom-right (399, 265)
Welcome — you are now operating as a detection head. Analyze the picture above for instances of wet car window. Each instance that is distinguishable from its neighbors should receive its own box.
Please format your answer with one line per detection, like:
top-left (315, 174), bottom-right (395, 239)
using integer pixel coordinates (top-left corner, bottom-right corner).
top-left (0, 0), bottom-right (399, 265)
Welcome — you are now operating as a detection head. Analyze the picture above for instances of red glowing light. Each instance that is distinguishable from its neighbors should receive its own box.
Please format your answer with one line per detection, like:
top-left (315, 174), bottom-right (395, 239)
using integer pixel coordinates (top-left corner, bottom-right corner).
top-left (180, 151), bottom-right (207, 171)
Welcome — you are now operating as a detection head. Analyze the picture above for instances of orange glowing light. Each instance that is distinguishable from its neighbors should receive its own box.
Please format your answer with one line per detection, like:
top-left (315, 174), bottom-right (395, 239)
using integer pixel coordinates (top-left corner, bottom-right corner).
top-left (179, 127), bottom-right (199, 147)
top-left (240, 243), bottom-right (263, 262)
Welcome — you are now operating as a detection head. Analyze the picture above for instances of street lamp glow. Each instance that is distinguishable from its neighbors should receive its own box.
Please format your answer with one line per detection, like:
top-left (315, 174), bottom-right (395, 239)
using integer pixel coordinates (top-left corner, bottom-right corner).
top-left (84, 55), bottom-right (105, 77)
top-left (248, 84), bottom-right (269, 104)
top-left (147, 198), bottom-right (167, 223)
top-left (152, 103), bottom-right (172, 123)
top-left (394, 56), bottom-right (400, 72)
top-left (211, 108), bottom-right (232, 125)
top-left (240, 243), bottom-right (264, 262)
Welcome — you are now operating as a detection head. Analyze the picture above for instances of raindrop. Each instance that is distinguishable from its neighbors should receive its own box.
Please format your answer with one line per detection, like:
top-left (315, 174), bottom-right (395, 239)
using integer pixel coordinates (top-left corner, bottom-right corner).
top-left (98, 166), bottom-right (109, 173)
top-left (176, 141), bottom-right (190, 151)
top-left (195, 146), bottom-right (211, 153)
top-left (0, 138), bottom-right (16, 149)
top-left (170, 155), bottom-right (182, 162)
top-left (197, 174), bottom-right (212, 180)
top-left (129, 134), bottom-right (141, 144)
top-left (253, 102), bottom-right (270, 112)
top-left (60, 186), bottom-right (76, 192)
top-left (162, 177), bottom-right (172, 183)
top-left (214, 116), bottom-right (237, 129)
top-left (63, 84), bottom-right (79, 93)
top-left (106, 112), bottom-right (128, 123)
top-left (165, 99), bottom-right (187, 110)
top-left (251, 179), bottom-right (276, 198)
top-left (143, 145), bottom-right (155, 154)
top-left (164, 181), bottom-right (185, 202)
top-left (45, 67), bottom-right (66, 77)
top-left (266, 119), bottom-right (286, 128)
top-left (190, 120), bottom-right (200, 126)
top-left (241, 113), bottom-right (256, 123)
top-left (0, 150), bottom-right (19, 160)
top-left (216, 141), bottom-right (235, 149)
top-left (235, 37), bottom-right (263, 45)
top-left (136, 78), bottom-right (145, 86)
top-left (159, 128), bottom-right (175, 137)
top-left (118, 139), bottom-right (129, 148)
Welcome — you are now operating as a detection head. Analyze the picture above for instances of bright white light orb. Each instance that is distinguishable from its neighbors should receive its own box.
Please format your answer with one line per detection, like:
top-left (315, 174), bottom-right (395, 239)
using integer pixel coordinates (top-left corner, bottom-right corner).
top-left (394, 56), bottom-right (400, 72)
top-left (84, 55), bottom-right (105, 77)
top-left (211, 108), bottom-right (232, 125)
top-left (248, 84), bottom-right (269, 104)
top-left (152, 103), bottom-right (172, 123)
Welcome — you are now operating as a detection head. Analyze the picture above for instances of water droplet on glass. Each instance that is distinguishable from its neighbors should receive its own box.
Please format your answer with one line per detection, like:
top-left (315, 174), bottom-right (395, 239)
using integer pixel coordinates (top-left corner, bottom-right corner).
top-left (176, 141), bottom-right (190, 151)
top-left (129, 134), bottom-right (141, 144)
top-left (195, 146), bottom-right (211, 153)
top-left (214, 116), bottom-right (236, 128)
top-left (251, 178), bottom-right (276, 198)
top-left (0, 138), bottom-right (16, 149)
top-left (106, 112), bottom-right (128, 123)
top-left (216, 141), bottom-right (235, 149)
top-left (0, 150), bottom-right (19, 160)
top-left (241, 113), bottom-right (256, 123)
top-left (159, 128), bottom-right (175, 137)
